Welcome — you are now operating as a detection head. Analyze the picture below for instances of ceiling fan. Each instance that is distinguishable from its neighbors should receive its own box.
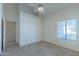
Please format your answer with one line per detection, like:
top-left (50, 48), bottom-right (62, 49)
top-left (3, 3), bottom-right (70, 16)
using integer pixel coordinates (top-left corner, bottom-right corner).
top-left (34, 4), bottom-right (44, 16)
top-left (36, 4), bottom-right (44, 12)
top-left (29, 4), bottom-right (45, 16)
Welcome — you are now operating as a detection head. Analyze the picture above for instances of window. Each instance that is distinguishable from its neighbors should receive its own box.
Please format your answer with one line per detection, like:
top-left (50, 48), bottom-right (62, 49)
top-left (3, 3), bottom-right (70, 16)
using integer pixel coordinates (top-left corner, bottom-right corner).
top-left (57, 19), bottom-right (77, 40)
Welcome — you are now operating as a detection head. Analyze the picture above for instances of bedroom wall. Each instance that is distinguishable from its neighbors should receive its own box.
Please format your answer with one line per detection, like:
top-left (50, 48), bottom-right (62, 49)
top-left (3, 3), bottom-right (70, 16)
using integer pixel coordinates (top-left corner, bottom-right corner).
top-left (3, 4), bottom-right (19, 45)
top-left (0, 4), bottom-right (2, 54)
top-left (43, 5), bottom-right (79, 51)
top-left (19, 5), bottom-right (42, 46)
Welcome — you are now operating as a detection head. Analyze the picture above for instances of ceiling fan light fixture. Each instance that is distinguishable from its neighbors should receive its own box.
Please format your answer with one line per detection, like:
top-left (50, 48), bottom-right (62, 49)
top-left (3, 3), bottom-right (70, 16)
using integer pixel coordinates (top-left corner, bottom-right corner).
top-left (33, 4), bottom-right (45, 16)
top-left (38, 6), bottom-right (44, 12)
top-left (37, 4), bottom-right (44, 12)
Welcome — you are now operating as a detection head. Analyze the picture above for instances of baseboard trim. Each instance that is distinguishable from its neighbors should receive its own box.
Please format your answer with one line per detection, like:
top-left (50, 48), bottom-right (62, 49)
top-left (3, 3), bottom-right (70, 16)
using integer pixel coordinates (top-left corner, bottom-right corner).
top-left (43, 40), bottom-right (79, 52)
top-left (20, 40), bottom-right (42, 47)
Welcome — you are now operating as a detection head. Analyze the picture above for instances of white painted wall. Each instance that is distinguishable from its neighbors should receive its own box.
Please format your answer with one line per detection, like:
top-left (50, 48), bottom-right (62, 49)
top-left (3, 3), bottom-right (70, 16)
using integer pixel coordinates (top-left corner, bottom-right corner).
top-left (43, 5), bottom-right (79, 51)
top-left (19, 9), bottom-right (41, 46)
top-left (3, 4), bottom-right (19, 22)
top-left (3, 4), bottom-right (19, 45)
top-left (0, 4), bottom-right (2, 54)
top-left (3, 4), bottom-right (42, 47)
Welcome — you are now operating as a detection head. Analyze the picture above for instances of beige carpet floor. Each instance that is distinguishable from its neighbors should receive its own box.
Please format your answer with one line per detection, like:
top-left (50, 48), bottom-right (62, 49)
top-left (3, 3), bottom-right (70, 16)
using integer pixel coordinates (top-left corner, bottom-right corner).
top-left (1, 41), bottom-right (79, 56)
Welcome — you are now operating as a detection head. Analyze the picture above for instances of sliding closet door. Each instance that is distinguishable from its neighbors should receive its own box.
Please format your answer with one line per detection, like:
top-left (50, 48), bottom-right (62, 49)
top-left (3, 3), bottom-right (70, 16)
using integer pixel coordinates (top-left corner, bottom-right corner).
top-left (0, 4), bottom-right (2, 54)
